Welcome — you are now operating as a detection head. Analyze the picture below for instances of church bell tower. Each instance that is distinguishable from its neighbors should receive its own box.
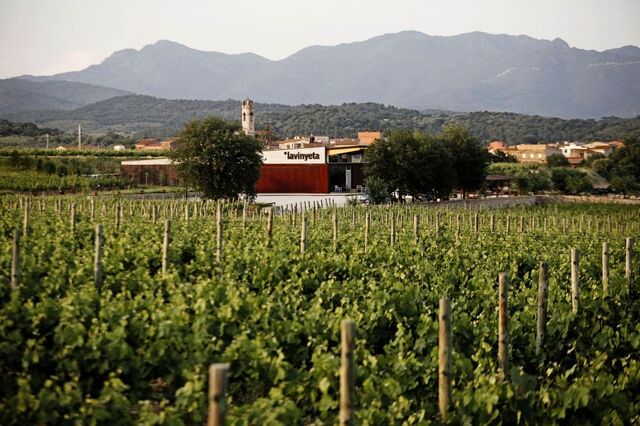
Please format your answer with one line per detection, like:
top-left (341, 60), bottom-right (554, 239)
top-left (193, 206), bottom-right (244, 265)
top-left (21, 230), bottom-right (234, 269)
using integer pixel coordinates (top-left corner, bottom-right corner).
top-left (241, 98), bottom-right (255, 136)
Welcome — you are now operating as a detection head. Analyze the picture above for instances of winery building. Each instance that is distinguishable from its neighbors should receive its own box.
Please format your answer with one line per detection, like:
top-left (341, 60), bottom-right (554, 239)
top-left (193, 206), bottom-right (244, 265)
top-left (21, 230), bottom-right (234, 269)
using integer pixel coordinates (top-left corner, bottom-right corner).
top-left (121, 145), bottom-right (366, 193)
top-left (120, 98), bottom-right (370, 193)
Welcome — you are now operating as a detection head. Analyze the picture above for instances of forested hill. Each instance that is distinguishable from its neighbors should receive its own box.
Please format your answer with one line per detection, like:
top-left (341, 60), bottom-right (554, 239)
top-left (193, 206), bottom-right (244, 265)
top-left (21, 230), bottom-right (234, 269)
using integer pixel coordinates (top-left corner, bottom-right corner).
top-left (4, 95), bottom-right (640, 143)
top-left (0, 119), bottom-right (62, 137)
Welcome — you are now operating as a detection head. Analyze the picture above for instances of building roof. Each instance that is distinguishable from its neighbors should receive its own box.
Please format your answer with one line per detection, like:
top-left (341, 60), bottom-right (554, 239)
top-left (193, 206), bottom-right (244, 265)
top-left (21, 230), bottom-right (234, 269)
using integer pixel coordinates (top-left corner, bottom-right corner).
top-left (121, 158), bottom-right (173, 166)
top-left (584, 142), bottom-right (611, 149)
top-left (328, 147), bottom-right (364, 155)
top-left (515, 144), bottom-right (558, 151)
top-left (136, 138), bottom-right (161, 147)
top-left (488, 141), bottom-right (507, 149)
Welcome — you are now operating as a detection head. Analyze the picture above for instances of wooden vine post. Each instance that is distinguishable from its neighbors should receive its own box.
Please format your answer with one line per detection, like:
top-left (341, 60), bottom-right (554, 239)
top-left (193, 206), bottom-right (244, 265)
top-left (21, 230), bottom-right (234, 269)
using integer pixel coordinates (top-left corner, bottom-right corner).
top-left (340, 320), bottom-right (355, 426)
top-left (11, 229), bottom-right (21, 291)
top-left (300, 216), bottom-right (307, 254)
top-left (333, 211), bottom-right (338, 252)
top-left (70, 203), bottom-right (76, 233)
top-left (242, 203), bottom-right (247, 230)
top-left (438, 297), bottom-right (452, 420)
top-left (292, 204), bottom-right (297, 227)
top-left (94, 224), bottom-right (104, 288)
top-left (602, 242), bottom-right (610, 296)
top-left (364, 212), bottom-right (369, 252)
top-left (266, 208), bottom-right (273, 246)
top-left (498, 272), bottom-right (509, 380)
top-left (114, 204), bottom-right (120, 232)
top-left (207, 363), bottom-right (229, 426)
top-left (23, 201), bottom-right (29, 238)
top-left (626, 237), bottom-right (633, 286)
top-left (162, 219), bottom-right (171, 275)
top-left (390, 214), bottom-right (396, 247)
top-left (216, 204), bottom-right (223, 266)
top-left (413, 214), bottom-right (420, 244)
top-left (536, 262), bottom-right (548, 356)
top-left (571, 248), bottom-right (580, 314)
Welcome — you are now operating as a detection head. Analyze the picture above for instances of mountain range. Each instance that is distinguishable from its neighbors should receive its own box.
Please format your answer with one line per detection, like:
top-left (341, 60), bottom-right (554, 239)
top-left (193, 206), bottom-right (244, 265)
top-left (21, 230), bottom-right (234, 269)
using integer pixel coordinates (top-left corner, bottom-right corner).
top-left (5, 31), bottom-right (640, 118)
top-left (0, 78), bottom-right (129, 114)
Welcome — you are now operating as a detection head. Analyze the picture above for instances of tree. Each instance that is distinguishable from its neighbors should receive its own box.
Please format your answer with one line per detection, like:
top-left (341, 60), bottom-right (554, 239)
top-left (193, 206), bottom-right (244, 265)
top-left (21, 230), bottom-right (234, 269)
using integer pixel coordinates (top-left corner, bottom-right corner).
top-left (441, 125), bottom-right (489, 198)
top-left (585, 138), bottom-right (640, 195)
top-left (551, 168), bottom-right (592, 194)
top-left (489, 151), bottom-right (517, 163)
top-left (365, 130), bottom-right (455, 200)
top-left (364, 176), bottom-right (390, 204)
top-left (170, 117), bottom-right (263, 200)
top-left (546, 153), bottom-right (570, 167)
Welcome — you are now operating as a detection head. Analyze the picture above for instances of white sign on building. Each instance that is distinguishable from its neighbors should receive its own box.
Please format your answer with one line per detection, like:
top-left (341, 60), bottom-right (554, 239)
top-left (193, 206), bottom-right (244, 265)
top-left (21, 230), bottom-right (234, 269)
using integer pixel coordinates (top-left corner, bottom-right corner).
top-left (262, 147), bottom-right (326, 164)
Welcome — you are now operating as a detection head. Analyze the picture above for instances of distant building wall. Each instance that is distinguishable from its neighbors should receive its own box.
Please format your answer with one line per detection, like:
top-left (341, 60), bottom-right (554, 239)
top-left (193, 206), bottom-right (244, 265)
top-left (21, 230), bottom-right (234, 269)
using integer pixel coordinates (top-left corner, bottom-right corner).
top-left (506, 144), bottom-right (562, 163)
top-left (256, 164), bottom-right (329, 193)
top-left (357, 131), bottom-right (382, 145)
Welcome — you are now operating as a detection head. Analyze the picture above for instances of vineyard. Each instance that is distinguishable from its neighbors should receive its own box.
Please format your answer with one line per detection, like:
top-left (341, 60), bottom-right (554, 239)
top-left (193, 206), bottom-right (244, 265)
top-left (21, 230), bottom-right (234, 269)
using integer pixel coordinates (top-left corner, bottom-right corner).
top-left (1, 197), bottom-right (639, 425)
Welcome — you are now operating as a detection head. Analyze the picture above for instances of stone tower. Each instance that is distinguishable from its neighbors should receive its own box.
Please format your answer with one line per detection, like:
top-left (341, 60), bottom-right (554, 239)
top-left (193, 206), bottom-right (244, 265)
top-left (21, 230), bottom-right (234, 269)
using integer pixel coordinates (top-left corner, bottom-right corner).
top-left (241, 98), bottom-right (255, 136)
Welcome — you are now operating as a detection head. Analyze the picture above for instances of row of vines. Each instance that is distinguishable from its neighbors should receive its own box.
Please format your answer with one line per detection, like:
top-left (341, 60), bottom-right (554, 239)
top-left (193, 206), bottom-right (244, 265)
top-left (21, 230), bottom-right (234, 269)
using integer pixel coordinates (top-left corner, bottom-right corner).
top-left (1, 196), bottom-right (639, 424)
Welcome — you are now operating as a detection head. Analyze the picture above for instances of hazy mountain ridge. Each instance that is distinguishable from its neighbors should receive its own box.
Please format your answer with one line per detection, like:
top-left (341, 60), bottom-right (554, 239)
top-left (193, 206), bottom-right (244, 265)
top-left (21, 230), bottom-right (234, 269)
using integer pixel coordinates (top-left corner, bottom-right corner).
top-left (0, 78), bottom-right (130, 114)
top-left (9, 31), bottom-right (640, 118)
top-left (5, 94), bottom-right (639, 144)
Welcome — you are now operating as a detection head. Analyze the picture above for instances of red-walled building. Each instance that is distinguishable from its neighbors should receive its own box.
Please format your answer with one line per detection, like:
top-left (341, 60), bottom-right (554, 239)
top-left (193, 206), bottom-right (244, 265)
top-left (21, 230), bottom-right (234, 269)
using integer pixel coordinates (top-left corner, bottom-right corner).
top-left (258, 147), bottom-right (329, 193)
top-left (121, 146), bottom-right (366, 193)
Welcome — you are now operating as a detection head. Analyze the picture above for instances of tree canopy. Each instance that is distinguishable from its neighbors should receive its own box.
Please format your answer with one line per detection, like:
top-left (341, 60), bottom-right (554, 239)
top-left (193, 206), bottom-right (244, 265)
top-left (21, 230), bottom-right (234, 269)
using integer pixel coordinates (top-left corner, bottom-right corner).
top-left (365, 129), bottom-right (456, 200)
top-left (170, 117), bottom-right (263, 200)
top-left (546, 153), bottom-right (570, 167)
top-left (441, 125), bottom-right (489, 197)
top-left (586, 137), bottom-right (640, 194)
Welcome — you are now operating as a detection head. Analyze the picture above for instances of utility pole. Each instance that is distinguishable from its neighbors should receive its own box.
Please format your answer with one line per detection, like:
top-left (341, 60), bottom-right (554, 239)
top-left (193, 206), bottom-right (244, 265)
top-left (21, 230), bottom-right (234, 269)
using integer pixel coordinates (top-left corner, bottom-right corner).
top-left (46, 133), bottom-right (49, 149)
top-left (78, 124), bottom-right (82, 150)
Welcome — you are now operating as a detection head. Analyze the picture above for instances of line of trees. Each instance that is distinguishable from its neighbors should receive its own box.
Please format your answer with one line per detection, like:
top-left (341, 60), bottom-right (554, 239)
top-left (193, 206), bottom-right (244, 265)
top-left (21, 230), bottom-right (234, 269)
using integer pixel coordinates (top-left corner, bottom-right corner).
top-left (364, 126), bottom-right (489, 202)
top-left (586, 137), bottom-right (640, 195)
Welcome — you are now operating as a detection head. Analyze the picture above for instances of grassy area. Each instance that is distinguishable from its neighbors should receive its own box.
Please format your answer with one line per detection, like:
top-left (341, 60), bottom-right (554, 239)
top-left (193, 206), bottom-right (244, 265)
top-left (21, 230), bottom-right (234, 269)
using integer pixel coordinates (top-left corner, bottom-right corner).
top-left (0, 147), bottom-right (167, 157)
top-left (0, 135), bottom-right (33, 147)
top-left (0, 169), bottom-right (129, 193)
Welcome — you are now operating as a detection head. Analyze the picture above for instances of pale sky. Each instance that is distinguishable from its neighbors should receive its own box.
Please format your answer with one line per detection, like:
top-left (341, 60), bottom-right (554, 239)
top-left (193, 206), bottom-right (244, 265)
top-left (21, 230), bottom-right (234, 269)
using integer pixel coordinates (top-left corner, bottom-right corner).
top-left (1, 0), bottom-right (639, 79)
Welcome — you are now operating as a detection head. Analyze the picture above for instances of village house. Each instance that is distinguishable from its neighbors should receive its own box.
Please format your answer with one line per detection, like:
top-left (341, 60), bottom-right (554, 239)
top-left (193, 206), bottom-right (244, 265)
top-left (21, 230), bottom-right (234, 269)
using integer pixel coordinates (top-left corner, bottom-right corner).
top-left (275, 132), bottom-right (382, 150)
top-left (356, 131), bottom-right (382, 145)
top-left (504, 144), bottom-right (563, 164)
top-left (487, 141), bottom-right (507, 154)
top-left (135, 138), bottom-right (177, 151)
